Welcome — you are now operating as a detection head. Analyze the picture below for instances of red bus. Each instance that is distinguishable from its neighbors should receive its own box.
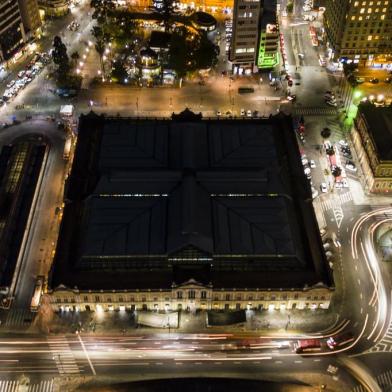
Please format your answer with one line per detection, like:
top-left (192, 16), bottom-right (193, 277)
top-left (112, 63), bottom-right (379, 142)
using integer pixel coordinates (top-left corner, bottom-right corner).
top-left (294, 339), bottom-right (321, 353)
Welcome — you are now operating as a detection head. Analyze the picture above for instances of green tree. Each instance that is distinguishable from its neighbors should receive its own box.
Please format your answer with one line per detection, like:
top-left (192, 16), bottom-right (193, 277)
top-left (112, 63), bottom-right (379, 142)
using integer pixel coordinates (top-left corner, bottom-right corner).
top-left (71, 51), bottom-right (80, 67)
top-left (154, 0), bottom-right (176, 32)
top-left (52, 36), bottom-right (69, 81)
top-left (111, 61), bottom-right (128, 83)
top-left (193, 32), bottom-right (219, 70)
top-left (90, 0), bottom-right (115, 24)
top-left (168, 28), bottom-right (188, 77)
top-left (286, 2), bottom-right (293, 13)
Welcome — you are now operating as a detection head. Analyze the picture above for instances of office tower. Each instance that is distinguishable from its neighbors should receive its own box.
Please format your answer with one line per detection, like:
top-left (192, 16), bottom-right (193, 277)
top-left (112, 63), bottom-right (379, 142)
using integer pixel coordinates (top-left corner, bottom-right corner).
top-left (229, 0), bottom-right (262, 73)
top-left (324, 0), bottom-right (392, 66)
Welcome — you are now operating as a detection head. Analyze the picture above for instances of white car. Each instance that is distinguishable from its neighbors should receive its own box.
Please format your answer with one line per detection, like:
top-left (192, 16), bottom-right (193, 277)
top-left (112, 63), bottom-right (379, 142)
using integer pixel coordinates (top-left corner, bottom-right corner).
top-left (240, 108), bottom-right (245, 116)
top-left (346, 163), bottom-right (357, 172)
top-left (342, 178), bottom-right (349, 188)
top-left (216, 110), bottom-right (221, 117)
top-left (302, 158), bottom-right (309, 166)
top-left (338, 140), bottom-right (348, 147)
top-left (320, 183), bottom-right (328, 193)
top-left (335, 181), bottom-right (342, 189)
top-left (311, 187), bottom-right (318, 199)
top-left (310, 160), bottom-right (316, 168)
top-left (246, 110), bottom-right (252, 117)
top-left (326, 100), bottom-right (337, 107)
top-left (304, 167), bottom-right (311, 179)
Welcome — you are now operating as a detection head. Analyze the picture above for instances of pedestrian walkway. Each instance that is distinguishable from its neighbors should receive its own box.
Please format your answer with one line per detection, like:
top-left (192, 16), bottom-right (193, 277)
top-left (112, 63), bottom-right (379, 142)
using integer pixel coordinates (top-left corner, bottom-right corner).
top-left (319, 191), bottom-right (353, 212)
top-left (0, 379), bottom-right (53, 392)
top-left (368, 324), bottom-right (392, 353)
top-left (351, 369), bottom-right (392, 392)
top-left (3, 308), bottom-right (35, 327)
top-left (47, 336), bottom-right (80, 375)
top-left (293, 106), bottom-right (338, 116)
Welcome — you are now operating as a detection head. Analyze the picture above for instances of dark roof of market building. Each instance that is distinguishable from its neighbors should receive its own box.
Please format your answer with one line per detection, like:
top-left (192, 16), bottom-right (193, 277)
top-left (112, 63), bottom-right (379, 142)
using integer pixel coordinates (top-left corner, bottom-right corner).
top-left (50, 111), bottom-right (332, 291)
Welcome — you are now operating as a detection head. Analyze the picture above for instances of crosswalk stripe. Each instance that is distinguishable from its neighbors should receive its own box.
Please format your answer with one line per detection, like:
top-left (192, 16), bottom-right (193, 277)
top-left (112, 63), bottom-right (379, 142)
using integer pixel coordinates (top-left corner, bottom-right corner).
top-left (293, 107), bottom-right (338, 116)
top-left (47, 337), bottom-right (80, 375)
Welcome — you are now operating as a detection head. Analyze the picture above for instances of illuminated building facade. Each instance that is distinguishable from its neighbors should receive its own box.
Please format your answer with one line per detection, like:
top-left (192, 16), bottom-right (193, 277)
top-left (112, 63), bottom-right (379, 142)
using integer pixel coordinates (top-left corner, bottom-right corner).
top-left (48, 111), bottom-right (334, 313)
top-left (351, 103), bottom-right (392, 193)
top-left (38, 0), bottom-right (69, 17)
top-left (324, 0), bottom-right (392, 66)
top-left (257, 0), bottom-right (278, 70)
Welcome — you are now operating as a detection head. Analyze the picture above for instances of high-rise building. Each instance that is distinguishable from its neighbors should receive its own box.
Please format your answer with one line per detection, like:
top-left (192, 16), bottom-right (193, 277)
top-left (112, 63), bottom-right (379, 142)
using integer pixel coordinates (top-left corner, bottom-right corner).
top-left (324, 0), bottom-right (392, 67)
top-left (0, 0), bottom-right (26, 62)
top-left (229, 0), bottom-right (262, 73)
top-left (230, 0), bottom-right (278, 73)
top-left (256, 0), bottom-right (278, 70)
top-left (17, 0), bottom-right (41, 38)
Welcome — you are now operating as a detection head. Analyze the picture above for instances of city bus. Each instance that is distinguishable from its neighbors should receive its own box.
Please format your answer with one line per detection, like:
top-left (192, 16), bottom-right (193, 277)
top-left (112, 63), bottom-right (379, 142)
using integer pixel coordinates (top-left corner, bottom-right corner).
top-left (294, 339), bottom-right (321, 353)
top-left (30, 276), bottom-right (45, 312)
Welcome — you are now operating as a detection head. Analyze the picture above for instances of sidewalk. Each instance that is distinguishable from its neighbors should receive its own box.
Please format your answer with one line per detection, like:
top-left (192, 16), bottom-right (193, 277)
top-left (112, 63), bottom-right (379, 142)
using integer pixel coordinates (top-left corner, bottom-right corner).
top-left (19, 305), bottom-right (340, 337)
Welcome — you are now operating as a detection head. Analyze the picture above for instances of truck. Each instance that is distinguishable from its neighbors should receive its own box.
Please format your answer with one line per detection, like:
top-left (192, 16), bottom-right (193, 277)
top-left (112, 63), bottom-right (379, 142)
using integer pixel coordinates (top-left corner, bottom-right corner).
top-left (293, 339), bottom-right (321, 353)
top-left (30, 275), bottom-right (45, 312)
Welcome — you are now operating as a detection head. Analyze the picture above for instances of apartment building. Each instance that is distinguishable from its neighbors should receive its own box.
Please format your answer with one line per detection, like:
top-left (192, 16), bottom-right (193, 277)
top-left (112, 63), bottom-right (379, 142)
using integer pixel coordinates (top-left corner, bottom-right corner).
top-left (0, 0), bottom-right (26, 63)
top-left (324, 0), bottom-right (392, 66)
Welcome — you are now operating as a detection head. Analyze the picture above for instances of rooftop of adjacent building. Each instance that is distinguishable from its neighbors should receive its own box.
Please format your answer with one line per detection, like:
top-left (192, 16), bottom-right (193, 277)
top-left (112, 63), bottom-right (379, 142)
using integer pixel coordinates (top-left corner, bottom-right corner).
top-left (357, 102), bottom-right (392, 161)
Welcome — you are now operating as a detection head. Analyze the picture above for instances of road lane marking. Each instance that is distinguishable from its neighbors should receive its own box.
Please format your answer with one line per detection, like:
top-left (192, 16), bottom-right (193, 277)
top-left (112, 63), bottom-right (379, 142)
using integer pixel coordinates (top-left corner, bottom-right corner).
top-left (275, 360), bottom-right (283, 364)
top-left (77, 334), bottom-right (96, 376)
top-left (294, 360), bottom-right (302, 363)
top-left (313, 359), bottom-right (321, 362)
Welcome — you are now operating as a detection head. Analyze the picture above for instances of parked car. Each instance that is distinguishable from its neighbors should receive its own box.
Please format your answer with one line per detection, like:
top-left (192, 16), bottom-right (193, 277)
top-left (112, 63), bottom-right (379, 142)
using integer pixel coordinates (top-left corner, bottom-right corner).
top-left (240, 108), bottom-right (245, 116)
top-left (327, 332), bottom-right (354, 349)
top-left (310, 160), bottom-right (316, 168)
top-left (320, 183), bottom-right (328, 193)
top-left (342, 178), bottom-right (349, 188)
top-left (346, 161), bottom-right (357, 172)
top-left (338, 140), bottom-right (348, 147)
top-left (369, 78), bottom-right (379, 84)
top-left (246, 109), bottom-right (252, 117)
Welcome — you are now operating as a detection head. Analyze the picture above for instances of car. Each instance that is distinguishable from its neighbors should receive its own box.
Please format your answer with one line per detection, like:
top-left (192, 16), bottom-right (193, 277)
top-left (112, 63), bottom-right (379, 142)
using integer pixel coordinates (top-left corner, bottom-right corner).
top-left (324, 93), bottom-right (334, 100)
top-left (246, 109), bottom-right (252, 117)
top-left (225, 110), bottom-right (232, 117)
top-left (385, 77), bottom-right (392, 83)
top-left (325, 250), bottom-right (333, 259)
top-left (338, 140), bottom-right (348, 147)
top-left (343, 152), bottom-right (352, 159)
top-left (355, 77), bottom-right (365, 84)
top-left (326, 100), bottom-right (337, 107)
top-left (6, 81), bottom-right (15, 89)
top-left (327, 332), bottom-right (354, 349)
top-left (240, 108), bottom-right (245, 116)
top-left (287, 79), bottom-right (293, 87)
top-left (345, 162), bottom-right (357, 172)
top-left (310, 160), bottom-right (316, 168)
top-left (335, 181), bottom-right (342, 189)
top-left (323, 242), bottom-right (331, 250)
top-left (298, 53), bottom-right (305, 59)
top-left (311, 187), bottom-right (319, 199)
top-left (287, 94), bottom-right (297, 102)
top-left (216, 110), bottom-right (221, 117)
top-left (342, 178), bottom-right (349, 188)
top-left (253, 110), bottom-right (259, 117)
top-left (324, 140), bottom-right (332, 150)
top-left (304, 167), bottom-right (311, 179)
top-left (320, 228), bottom-right (327, 237)
top-left (320, 183), bottom-right (328, 193)
top-left (17, 71), bottom-right (25, 78)
top-left (369, 78), bottom-right (379, 84)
